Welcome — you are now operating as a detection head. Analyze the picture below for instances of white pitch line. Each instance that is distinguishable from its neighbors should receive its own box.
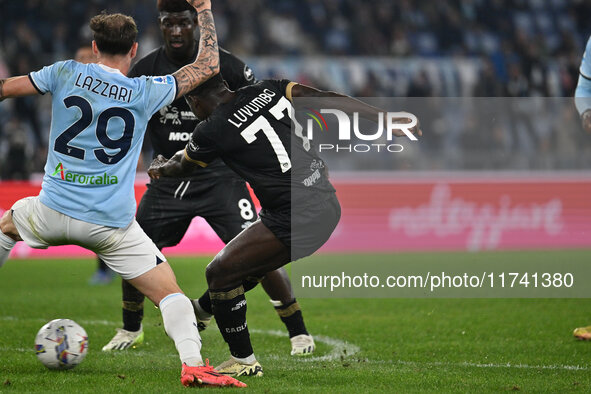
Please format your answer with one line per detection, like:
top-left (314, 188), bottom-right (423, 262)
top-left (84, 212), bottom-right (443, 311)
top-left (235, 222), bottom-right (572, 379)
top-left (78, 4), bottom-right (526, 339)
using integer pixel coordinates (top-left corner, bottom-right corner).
top-left (0, 316), bottom-right (116, 326)
top-left (79, 317), bottom-right (360, 362)
top-left (393, 359), bottom-right (589, 372)
top-left (0, 316), bottom-right (46, 323)
top-left (77, 319), bottom-right (116, 326)
top-left (0, 347), bottom-right (31, 353)
top-left (249, 328), bottom-right (360, 362)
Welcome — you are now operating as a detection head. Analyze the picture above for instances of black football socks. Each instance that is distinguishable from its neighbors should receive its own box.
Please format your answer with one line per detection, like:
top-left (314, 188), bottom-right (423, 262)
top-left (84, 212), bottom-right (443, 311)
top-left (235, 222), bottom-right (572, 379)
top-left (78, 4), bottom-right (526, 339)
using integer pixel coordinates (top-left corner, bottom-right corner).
top-left (273, 299), bottom-right (309, 338)
top-left (209, 285), bottom-right (254, 359)
top-left (122, 279), bottom-right (144, 332)
top-left (196, 278), bottom-right (259, 314)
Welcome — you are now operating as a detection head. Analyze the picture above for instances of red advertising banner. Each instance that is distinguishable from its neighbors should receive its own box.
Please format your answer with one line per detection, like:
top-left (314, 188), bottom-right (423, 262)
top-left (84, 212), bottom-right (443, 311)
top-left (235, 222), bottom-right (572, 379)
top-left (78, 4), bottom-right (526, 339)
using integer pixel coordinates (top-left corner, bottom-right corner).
top-left (325, 173), bottom-right (591, 252)
top-left (2, 173), bottom-right (591, 258)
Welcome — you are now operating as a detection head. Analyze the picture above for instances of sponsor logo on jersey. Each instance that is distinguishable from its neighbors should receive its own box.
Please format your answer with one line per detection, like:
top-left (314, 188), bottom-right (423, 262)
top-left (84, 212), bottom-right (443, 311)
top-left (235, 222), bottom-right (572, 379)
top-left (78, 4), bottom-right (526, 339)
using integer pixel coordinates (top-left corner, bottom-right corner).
top-left (244, 65), bottom-right (255, 82)
top-left (159, 106), bottom-right (182, 125)
top-left (302, 169), bottom-right (321, 187)
top-left (168, 132), bottom-right (192, 141)
top-left (180, 111), bottom-right (197, 120)
top-left (52, 162), bottom-right (67, 180)
top-left (159, 106), bottom-right (196, 125)
top-left (51, 162), bottom-right (118, 185)
top-left (152, 75), bottom-right (174, 85)
top-left (310, 159), bottom-right (325, 171)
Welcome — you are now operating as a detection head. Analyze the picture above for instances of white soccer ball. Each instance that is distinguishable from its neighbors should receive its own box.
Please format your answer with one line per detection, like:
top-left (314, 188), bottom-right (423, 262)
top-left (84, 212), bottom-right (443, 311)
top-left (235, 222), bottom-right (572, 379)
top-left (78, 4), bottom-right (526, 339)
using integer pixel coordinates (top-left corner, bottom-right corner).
top-left (34, 319), bottom-right (88, 370)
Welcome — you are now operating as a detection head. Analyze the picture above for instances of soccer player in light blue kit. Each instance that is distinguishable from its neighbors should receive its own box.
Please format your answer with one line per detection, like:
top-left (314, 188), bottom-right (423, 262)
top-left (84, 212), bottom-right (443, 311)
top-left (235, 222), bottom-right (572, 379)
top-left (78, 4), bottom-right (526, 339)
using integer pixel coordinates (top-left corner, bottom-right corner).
top-left (573, 35), bottom-right (591, 340)
top-left (575, 35), bottom-right (591, 134)
top-left (0, 0), bottom-right (245, 388)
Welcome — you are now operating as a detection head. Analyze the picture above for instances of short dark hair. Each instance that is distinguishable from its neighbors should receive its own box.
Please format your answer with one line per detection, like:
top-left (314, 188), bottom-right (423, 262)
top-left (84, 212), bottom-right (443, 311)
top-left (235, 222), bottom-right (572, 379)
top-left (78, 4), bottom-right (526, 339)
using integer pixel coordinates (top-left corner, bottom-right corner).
top-left (186, 73), bottom-right (226, 97)
top-left (157, 0), bottom-right (196, 14)
top-left (90, 12), bottom-right (138, 56)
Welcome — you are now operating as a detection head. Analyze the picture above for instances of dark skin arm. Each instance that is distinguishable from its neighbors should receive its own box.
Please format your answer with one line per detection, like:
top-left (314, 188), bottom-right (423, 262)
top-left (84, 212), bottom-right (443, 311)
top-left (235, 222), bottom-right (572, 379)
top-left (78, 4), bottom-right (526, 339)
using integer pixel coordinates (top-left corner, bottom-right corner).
top-left (172, 0), bottom-right (220, 100)
top-left (290, 83), bottom-right (422, 137)
top-left (148, 150), bottom-right (197, 180)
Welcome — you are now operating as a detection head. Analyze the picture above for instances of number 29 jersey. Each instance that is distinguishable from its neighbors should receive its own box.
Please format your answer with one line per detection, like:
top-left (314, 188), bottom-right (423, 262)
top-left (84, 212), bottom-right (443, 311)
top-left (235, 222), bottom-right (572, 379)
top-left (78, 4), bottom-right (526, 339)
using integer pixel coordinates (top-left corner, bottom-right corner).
top-left (29, 60), bottom-right (176, 227)
top-left (185, 79), bottom-right (336, 211)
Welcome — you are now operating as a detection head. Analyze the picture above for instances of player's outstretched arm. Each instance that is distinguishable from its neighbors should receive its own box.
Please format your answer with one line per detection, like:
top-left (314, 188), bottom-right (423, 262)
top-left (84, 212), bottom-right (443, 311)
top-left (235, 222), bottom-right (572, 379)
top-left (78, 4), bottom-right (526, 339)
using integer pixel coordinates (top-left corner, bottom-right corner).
top-left (172, 0), bottom-right (220, 99)
top-left (290, 83), bottom-right (422, 137)
top-left (0, 76), bottom-right (39, 101)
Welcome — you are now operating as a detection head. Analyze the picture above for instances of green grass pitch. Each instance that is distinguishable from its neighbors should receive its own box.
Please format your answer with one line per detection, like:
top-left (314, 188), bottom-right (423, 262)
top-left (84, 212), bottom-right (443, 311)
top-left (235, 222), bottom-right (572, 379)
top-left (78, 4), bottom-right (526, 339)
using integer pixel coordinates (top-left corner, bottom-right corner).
top-left (1, 251), bottom-right (591, 392)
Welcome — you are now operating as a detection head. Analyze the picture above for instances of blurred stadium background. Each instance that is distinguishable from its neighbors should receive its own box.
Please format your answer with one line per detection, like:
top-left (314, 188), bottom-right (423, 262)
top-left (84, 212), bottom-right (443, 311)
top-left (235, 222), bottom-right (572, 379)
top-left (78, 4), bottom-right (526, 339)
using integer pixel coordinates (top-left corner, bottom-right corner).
top-left (2, 0), bottom-right (591, 256)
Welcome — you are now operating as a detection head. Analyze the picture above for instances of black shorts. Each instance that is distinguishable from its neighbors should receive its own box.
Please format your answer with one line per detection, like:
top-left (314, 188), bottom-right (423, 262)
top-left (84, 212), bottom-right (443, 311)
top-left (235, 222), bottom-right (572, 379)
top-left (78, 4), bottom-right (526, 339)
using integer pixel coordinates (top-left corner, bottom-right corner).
top-left (136, 176), bottom-right (256, 249)
top-left (259, 193), bottom-right (341, 261)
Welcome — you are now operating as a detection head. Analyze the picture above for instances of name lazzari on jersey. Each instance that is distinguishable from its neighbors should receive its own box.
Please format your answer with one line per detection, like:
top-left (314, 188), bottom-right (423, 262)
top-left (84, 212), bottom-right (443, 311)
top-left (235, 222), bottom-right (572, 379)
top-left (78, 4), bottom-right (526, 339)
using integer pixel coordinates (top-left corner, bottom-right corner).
top-left (74, 73), bottom-right (133, 103)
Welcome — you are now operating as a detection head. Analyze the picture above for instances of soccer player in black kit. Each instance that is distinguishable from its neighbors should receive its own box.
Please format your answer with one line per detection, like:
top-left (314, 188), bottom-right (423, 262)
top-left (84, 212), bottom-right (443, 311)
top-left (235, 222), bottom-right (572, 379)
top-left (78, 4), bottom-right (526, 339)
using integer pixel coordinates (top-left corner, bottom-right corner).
top-left (148, 73), bottom-right (420, 376)
top-left (101, 0), bottom-right (315, 357)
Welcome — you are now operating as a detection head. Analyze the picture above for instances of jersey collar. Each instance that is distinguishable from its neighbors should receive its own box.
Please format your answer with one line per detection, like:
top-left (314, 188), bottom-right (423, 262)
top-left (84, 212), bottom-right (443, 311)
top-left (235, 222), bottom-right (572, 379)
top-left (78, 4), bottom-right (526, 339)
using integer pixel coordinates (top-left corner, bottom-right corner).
top-left (97, 63), bottom-right (125, 76)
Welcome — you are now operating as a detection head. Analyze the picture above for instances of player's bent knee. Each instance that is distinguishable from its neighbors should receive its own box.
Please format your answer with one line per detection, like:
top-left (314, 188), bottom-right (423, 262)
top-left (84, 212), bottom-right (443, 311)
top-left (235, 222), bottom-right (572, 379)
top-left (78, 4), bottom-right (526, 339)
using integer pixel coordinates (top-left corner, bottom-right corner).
top-left (205, 259), bottom-right (221, 284)
top-left (0, 210), bottom-right (11, 231)
top-left (0, 211), bottom-right (21, 241)
top-left (205, 256), bottom-right (234, 288)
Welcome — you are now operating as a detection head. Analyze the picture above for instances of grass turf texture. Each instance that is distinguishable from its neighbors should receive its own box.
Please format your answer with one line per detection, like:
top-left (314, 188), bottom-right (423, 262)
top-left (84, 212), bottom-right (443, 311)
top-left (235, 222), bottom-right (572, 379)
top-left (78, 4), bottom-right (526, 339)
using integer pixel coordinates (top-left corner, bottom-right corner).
top-left (1, 251), bottom-right (591, 392)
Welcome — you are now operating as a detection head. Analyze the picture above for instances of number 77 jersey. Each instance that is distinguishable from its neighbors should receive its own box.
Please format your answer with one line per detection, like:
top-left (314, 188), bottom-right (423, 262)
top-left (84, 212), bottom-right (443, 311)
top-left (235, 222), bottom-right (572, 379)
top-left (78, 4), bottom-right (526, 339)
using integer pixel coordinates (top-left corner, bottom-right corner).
top-left (29, 60), bottom-right (177, 227)
top-left (184, 79), bottom-right (336, 212)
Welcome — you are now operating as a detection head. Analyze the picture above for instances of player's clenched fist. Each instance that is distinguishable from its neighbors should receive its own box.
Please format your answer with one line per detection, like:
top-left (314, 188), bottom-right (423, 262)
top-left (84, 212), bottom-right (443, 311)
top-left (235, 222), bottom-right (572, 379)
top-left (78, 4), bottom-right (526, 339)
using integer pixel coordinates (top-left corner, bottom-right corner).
top-left (148, 150), bottom-right (187, 179)
top-left (148, 155), bottom-right (169, 180)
